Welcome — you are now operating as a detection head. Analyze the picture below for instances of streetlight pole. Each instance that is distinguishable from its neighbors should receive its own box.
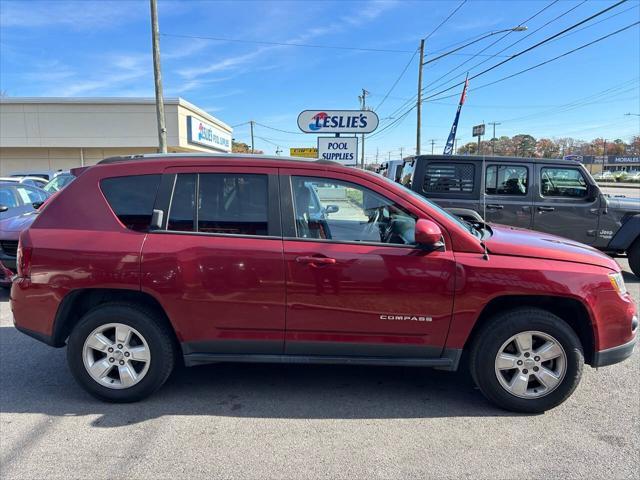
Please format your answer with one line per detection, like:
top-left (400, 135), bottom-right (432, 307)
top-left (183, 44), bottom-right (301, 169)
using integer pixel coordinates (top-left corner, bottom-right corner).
top-left (150, 0), bottom-right (167, 153)
top-left (489, 121), bottom-right (501, 155)
top-left (359, 88), bottom-right (369, 169)
top-left (415, 26), bottom-right (527, 158)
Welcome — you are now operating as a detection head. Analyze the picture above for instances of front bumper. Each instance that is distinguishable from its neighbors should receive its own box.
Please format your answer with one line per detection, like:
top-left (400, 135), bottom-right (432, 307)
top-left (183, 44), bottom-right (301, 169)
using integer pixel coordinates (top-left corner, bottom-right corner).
top-left (593, 317), bottom-right (637, 367)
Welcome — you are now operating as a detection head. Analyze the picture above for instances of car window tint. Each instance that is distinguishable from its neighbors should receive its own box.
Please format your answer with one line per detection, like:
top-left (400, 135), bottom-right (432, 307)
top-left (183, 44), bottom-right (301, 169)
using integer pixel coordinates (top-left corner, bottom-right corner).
top-left (101, 175), bottom-right (161, 231)
top-left (291, 176), bottom-right (416, 245)
top-left (197, 174), bottom-right (268, 236)
top-left (485, 165), bottom-right (528, 195)
top-left (16, 186), bottom-right (45, 203)
top-left (540, 167), bottom-right (587, 198)
top-left (168, 174), bottom-right (196, 232)
top-left (424, 163), bottom-right (474, 193)
top-left (0, 188), bottom-right (18, 208)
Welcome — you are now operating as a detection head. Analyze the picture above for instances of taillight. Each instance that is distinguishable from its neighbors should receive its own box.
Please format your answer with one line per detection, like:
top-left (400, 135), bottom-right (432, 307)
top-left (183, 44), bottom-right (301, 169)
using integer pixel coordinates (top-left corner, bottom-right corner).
top-left (16, 240), bottom-right (32, 278)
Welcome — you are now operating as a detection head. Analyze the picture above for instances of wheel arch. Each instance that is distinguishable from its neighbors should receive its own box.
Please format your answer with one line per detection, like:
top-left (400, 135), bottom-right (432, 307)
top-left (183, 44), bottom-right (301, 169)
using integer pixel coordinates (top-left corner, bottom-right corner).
top-left (464, 295), bottom-right (596, 365)
top-left (607, 214), bottom-right (640, 251)
top-left (52, 288), bottom-right (182, 356)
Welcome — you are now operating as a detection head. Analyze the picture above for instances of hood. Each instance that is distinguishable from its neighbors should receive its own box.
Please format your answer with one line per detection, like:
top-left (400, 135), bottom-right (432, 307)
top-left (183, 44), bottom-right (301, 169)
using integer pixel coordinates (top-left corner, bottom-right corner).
top-left (0, 211), bottom-right (38, 238)
top-left (605, 195), bottom-right (640, 213)
top-left (484, 224), bottom-right (618, 271)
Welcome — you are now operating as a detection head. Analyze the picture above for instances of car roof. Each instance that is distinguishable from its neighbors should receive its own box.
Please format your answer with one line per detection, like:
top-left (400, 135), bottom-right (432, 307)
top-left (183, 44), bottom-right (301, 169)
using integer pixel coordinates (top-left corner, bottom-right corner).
top-left (406, 154), bottom-right (584, 165)
top-left (97, 153), bottom-right (341, 167)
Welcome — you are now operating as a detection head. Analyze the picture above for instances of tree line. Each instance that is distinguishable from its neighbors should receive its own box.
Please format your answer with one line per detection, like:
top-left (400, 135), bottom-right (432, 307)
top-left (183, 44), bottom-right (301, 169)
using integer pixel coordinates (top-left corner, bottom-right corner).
top-left (457, 134), bottom-right (640, 158)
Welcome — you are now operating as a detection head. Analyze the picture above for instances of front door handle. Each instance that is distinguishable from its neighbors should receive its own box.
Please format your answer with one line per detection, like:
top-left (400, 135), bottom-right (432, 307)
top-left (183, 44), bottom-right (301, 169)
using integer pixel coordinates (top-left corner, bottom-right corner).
top-left (486, 204), bottom-right (504, 210)
top-left (537, 206), bottom-right (555, 212)
top-left (296, 256), bottom-right (336, 266)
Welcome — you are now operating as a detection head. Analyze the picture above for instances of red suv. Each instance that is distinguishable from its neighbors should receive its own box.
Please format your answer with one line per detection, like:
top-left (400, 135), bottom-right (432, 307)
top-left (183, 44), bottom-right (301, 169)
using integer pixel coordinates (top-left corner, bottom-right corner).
top-left (10, 155), bottom-right (637, 412)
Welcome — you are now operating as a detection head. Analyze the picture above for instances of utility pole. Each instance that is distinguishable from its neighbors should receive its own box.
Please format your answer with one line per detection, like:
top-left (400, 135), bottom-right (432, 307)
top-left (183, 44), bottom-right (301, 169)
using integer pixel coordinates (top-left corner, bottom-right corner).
top-left (150, 0), bottom-right (167, 153)
top-left (359, 88), bottom-right (369, 169)
top-left (489, 122), bottom-right (501, 155)
top-left (400, 146), bottom-right (404, 160)
top-left (429, 139), bottom-right (436, 155)
top-left (416, 38), bottom-right (425, 156)
top-left (375, 147), bottom-right (379, 164)
top-left (249, 120), bottom-right (255, 154)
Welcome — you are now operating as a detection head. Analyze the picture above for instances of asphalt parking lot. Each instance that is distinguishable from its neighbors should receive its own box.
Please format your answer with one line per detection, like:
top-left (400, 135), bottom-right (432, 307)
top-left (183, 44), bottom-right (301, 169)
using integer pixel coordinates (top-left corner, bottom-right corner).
top-left (1, 260), bottom-right (638, 480)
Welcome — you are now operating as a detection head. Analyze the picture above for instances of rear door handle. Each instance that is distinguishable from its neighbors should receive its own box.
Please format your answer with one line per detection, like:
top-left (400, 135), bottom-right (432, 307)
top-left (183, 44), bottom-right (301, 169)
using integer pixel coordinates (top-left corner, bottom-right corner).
top-left (537, 206), bottom-right (555, 212)
top-left (296, 256), bottom-right (336, 266)
top-left (486, 204), bottom-right (503, 210)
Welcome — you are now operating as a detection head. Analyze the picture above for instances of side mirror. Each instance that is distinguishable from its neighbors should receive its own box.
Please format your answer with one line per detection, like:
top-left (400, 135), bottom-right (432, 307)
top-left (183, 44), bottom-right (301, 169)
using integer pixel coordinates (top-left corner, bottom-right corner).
top-left (0, 205), bottom-right (8, 213)
top-left (586, 183), bottom-right (599, 202)
top-left (324, 204), bottom-right (340, 214)
top-left (415, 219), bottom-right (444, 249)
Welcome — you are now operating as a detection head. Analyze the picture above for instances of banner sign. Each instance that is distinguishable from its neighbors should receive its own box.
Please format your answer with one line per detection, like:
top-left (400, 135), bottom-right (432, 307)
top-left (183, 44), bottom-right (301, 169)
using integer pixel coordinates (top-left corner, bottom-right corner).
top-left (290, 147), bottom-right (318, 158)
top-left (297, 110), bottom-right (379, 134)
top-left (318, 136), bottom-right (358, 165)
top-left (186, 116), bottom-right (232, 152)
top-left (607, 156), bottom-right (640, 164)
top-left (443, 75), bottom-right (469, 155)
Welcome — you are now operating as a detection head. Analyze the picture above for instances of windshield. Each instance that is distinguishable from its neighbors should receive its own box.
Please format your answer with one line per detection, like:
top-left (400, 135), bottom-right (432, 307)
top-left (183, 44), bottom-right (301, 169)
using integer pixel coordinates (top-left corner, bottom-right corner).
top-left (373, 173), bottom-right (482, 238)
top-left (43, 174), bottom-right (74, 193)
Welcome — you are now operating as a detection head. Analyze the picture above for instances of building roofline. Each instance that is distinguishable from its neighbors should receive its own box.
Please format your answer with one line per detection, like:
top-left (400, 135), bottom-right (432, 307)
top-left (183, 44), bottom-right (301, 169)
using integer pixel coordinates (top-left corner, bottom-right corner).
top-left (0, 96), bottom-right (232, 131)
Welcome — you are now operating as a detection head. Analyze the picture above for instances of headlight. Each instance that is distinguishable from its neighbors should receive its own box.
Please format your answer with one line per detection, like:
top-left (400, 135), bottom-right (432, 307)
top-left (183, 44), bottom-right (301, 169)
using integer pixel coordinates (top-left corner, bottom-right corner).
top-left (609, 272), bottom-right (627, 296)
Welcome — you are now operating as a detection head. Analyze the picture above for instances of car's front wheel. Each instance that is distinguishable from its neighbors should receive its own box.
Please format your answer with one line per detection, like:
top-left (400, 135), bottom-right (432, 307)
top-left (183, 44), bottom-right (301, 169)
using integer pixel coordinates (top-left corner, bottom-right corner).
top-left (470, 308), bottom-right (584, 413)
top-left (67, 303), bottom-right (175, 402)
top-left (627, 238), bottom-right (640, 278)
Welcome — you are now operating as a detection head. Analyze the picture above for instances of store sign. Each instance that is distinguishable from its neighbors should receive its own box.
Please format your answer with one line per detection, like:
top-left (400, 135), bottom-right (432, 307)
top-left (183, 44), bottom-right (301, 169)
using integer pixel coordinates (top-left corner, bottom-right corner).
top-left (297, 110), bottom-right (379, 134)
top-left (318, 136), bottom-right (358, 165)
top-left (472, 124), bottom-right (485, 137)
top-left (187, 116), bottom-right (231, 152)
top-left (290, 147), bottom-right (318, 158)
top-left (607, 156), bottom-right (640, 164)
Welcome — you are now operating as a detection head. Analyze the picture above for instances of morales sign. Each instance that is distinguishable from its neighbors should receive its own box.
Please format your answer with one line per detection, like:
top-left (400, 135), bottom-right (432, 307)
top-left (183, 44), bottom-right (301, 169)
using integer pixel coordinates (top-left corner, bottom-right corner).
top-left (297, 110), bottom-right (379, 134)
top-left (186, 116), bottom-right (232, 152)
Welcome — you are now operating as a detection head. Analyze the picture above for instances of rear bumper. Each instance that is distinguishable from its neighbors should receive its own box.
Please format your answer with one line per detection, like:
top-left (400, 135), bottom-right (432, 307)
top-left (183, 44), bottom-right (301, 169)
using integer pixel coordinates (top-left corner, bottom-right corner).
top-left (593, 328), bottom-right (637, 367)
top-left (13, 323), bottom-right (57, 347)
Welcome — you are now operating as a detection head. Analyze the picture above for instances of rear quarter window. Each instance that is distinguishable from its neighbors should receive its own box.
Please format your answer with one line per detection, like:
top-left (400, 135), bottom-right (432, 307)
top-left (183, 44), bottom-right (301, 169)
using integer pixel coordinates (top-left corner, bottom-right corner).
top-left (101, 174), bottom-right (161, 231)
top-left (423, 162), bottom-right (475, 194)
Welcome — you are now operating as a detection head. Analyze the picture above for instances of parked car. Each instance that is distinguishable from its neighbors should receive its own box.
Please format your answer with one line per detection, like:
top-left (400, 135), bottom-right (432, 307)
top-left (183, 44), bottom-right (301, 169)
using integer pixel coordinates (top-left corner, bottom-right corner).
top-left (8, 170), bottom-right (63, 181)
top-left (11, 154), bottom-right (636, 412)
top-left (0, 176), bottom-right (48, 188)
top-left (593, 170), bottom-right (615, 181)
top-left (42, 172), bottom-right (75, 193)
top-left (397, 155), bottom-right (640, 277)
top-left (0, 182), bottom-right (50, 220)
top-left (0, 212), bottom-right (37, 287)
top-left (378, 159), bottom-right (404, 182)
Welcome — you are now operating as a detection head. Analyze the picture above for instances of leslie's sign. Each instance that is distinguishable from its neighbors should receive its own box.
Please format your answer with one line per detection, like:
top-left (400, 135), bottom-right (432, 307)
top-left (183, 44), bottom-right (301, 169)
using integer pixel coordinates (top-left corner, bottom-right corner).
top-left (297, 110), bottom-right (379, 134)
top-left (187, 116), bottom-right (232, 152)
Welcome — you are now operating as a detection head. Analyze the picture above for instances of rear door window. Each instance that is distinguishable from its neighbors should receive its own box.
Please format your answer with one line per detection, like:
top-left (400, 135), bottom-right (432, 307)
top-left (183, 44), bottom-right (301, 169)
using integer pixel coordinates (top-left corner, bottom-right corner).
top-left (198, 174), bottom-right (268, 235)
top-left (101, 174), bottom-right (161, 231)
top-left (423, 162), bottom-right (475, 193)
top-left (166, 173), bottom-right (270, 236)
top-left (485, 165), bottom-right (528, 195)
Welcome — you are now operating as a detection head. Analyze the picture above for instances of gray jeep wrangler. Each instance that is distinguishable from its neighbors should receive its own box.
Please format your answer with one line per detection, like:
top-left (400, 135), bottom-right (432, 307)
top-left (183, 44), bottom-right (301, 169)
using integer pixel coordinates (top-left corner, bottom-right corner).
top-left (398, 155), bottom-right (640, 277)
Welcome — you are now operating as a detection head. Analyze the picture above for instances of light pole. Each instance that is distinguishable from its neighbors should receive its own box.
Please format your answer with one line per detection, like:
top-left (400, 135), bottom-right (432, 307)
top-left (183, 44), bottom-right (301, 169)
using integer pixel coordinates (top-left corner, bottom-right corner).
top-left (489, 121), bottom-right (501, 154)
top-left (150, 0), bottom-right (167, 153)
top-left (416, 26), bottom-right (527, 158)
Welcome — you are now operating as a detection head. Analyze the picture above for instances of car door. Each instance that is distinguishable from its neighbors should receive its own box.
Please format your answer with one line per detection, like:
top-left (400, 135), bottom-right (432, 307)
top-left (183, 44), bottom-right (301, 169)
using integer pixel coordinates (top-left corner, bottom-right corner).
top-left (482, 162), bottom-right (533, 228)
top-left (533, 164), bottom-right (600, 245)
top-left (280, 169), bottom-right (456, 358)
top-left (141, 167), bottom-right (286, 355)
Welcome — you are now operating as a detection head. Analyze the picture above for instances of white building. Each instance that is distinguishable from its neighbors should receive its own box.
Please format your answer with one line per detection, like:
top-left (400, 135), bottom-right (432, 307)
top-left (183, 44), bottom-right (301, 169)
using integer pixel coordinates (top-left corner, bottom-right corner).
top-left (0, 97), bottom-right (233, 175)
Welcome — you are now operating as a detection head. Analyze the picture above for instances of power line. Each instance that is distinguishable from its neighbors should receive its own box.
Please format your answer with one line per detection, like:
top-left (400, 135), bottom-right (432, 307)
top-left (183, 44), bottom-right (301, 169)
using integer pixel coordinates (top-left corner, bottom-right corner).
top-left (370, 14), bottom-right (637, 140)
top-left (424, 0), bottom-right (468, 41)
top-left (374, 48), bottom-right (419, 110)
top-left (426, 0), bottom-right (583, 95)
top-left (160, 32), bottom-right (414, 54)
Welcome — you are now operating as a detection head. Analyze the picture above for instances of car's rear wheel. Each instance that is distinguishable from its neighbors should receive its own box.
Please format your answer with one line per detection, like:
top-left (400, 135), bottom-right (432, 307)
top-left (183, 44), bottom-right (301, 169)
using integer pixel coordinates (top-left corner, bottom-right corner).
top-left (627, 238), bottom-right (640, 278)
top-left (469, 308), bottom-right (584, 413)
top-left (67, 303), bottom-right (175, 402)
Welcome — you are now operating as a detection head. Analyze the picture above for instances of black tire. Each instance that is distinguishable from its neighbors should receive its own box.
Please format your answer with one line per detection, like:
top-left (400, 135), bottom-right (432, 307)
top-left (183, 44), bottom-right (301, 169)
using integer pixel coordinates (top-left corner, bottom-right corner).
top-left (469, 307), bottom-right (584, 413)
top-left (67, 302), bottom-right (175, 402)
top-left (628, 238), bottom-right (640, 278)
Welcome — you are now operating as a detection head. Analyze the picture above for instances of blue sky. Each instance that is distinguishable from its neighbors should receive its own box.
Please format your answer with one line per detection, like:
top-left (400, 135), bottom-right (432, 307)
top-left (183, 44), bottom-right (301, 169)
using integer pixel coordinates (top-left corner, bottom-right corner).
top-left (1, 0), bottom-right (639, 160)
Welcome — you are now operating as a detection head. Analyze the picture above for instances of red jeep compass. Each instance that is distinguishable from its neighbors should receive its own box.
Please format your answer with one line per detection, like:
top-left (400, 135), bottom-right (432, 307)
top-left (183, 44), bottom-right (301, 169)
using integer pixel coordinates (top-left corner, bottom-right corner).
top-left (10, 155), bottom-right (637, 412)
